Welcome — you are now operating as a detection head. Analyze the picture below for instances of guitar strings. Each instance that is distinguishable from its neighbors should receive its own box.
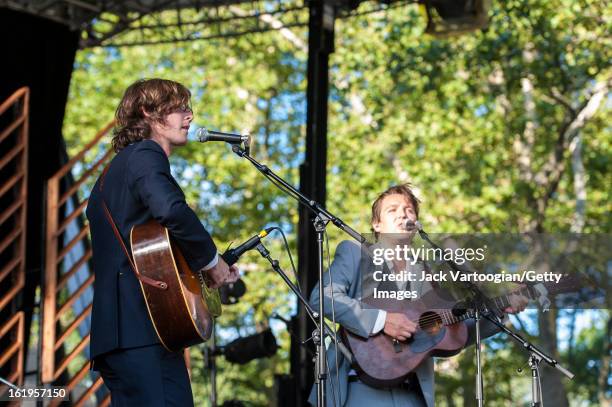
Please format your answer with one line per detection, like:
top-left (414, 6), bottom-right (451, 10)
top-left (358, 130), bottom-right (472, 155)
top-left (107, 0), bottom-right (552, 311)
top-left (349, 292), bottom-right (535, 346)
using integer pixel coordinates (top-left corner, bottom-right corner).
top-left (380, 286), bottom-right (527, 327)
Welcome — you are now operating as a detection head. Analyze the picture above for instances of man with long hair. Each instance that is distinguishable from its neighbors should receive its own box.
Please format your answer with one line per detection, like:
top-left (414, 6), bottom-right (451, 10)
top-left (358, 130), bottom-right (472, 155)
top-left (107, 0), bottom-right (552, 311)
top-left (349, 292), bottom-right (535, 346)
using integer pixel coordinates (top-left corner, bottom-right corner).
top-left (86, 78), bottom-right (239, 406)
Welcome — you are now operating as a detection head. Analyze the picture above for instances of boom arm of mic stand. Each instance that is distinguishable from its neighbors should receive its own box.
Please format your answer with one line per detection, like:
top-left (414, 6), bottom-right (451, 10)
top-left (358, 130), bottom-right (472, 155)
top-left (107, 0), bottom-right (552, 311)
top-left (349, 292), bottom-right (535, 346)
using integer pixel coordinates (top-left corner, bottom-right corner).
top-left (255, 242), bottom-right (355, 364)
top-left (419, 229), bottom-right (574, 379)
top-left (482, 313), bottom-right (575, 379)
top-left (232, 145), bottom-right (360, 407)
top-left (231, 145), bottom-right (366, 245)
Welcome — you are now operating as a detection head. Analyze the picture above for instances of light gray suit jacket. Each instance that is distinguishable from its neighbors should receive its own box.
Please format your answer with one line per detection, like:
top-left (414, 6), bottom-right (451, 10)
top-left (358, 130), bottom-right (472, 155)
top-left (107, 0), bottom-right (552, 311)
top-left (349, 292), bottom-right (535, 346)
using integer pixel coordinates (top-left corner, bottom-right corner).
top-left (308, 240), bottom-right (503, 407)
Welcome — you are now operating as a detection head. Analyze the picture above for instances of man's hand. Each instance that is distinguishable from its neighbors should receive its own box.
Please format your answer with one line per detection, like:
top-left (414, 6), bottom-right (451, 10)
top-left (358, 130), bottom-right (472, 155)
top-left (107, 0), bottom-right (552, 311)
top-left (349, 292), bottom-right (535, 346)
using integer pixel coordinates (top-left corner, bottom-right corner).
top-left (504, 293), bottom-right (529, 314)
top-left (383, 312), bottom-right (417, 341)
top-left (227, 264), bottom-right (240, 284)
top-left (205, 257), bottom-right (241, 288)
top-left (205, 257), bottom-right (230, 288)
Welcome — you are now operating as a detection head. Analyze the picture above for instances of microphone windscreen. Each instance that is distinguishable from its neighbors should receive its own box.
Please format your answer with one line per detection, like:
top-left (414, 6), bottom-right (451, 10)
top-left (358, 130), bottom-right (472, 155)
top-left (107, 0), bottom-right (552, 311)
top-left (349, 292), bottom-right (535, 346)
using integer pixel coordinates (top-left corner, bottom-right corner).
top-left (196, 128), bottom-right (209, 142)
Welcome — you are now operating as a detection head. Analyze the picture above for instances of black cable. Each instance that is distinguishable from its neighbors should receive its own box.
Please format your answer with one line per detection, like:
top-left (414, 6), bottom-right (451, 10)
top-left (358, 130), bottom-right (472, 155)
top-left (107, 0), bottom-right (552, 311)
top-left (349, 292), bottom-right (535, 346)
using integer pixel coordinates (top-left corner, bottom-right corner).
top-left (269, 226), bottom-right (301, 293)
top-left (268, 225), bottom-right (339, 407)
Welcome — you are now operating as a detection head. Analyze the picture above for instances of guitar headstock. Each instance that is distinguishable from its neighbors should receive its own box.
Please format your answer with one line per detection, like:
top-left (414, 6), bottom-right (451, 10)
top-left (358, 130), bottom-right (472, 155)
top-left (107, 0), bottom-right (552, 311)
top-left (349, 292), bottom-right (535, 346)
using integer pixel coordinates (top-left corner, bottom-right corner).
top-left (543, 272), bottom-right (585, 295)
top-left (491, 272), bottom-right (597, 313)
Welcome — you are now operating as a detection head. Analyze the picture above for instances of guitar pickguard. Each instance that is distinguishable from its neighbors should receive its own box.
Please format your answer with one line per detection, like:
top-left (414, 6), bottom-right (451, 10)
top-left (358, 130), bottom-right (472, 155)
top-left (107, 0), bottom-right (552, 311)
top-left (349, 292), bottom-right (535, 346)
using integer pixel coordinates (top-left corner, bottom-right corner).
top-left (409, 325), bottom-right (446, 353)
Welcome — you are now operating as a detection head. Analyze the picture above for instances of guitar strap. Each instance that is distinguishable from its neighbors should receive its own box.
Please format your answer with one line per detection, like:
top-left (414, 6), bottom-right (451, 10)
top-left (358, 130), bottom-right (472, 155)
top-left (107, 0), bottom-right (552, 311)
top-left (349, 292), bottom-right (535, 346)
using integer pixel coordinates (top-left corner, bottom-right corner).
top-left (98, 163), bottom-right (168, 290)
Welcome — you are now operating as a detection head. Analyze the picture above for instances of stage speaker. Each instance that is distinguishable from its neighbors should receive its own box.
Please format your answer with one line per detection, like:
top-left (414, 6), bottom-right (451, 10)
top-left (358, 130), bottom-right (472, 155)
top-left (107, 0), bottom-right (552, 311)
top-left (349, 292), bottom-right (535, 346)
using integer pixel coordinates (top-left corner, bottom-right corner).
top-left (423, 0), bottom-right (491, 37)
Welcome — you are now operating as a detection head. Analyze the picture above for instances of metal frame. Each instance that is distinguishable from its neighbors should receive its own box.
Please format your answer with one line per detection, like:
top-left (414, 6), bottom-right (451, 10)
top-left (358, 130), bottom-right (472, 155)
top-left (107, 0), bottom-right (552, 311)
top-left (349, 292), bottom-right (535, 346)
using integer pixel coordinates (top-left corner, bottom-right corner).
top-left (0, 0), bottom-right (413, 48)
top-left (0, 87), bottom-right (29, 392)
top-left (41, 121), bottom-right (114, 406)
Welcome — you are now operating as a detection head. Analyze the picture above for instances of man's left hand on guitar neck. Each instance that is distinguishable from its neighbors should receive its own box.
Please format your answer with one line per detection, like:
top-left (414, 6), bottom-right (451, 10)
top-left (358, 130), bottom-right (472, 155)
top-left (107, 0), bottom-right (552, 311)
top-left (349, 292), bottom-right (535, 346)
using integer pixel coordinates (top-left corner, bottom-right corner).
top-left (504, 292), bottom-right (529, 314)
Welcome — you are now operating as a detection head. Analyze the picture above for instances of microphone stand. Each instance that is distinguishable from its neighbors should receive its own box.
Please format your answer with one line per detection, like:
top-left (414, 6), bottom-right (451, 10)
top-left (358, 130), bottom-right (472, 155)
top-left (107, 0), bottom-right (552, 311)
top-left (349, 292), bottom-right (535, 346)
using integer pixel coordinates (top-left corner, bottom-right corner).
top-left (416, 226), bottom-right (574, 406)
top-left (0, 376), bottom-right (19, 390)
top-left (204, 325), bottom-right (218, 407)
top-left (255, 241), bottom-right (355, 362)
top-left (231, 144), bottom-right (364, 407)
top-left (416, 226), bottom-right (501, 407)
top-left (481, 313), bottom-right (574, 407)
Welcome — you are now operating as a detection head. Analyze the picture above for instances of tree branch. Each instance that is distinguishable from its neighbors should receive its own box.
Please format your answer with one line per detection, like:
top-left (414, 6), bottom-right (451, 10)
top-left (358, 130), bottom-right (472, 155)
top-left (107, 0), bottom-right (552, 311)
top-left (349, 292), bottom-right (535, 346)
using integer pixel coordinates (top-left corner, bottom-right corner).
top-left (569, 134), bottom-right (586, 232)
top-left (546, 87), bottom-right (576, 116)
top-left (533, 76), bottom-right (610, 222)
top-left (513, 45), bottom-right (538, 184)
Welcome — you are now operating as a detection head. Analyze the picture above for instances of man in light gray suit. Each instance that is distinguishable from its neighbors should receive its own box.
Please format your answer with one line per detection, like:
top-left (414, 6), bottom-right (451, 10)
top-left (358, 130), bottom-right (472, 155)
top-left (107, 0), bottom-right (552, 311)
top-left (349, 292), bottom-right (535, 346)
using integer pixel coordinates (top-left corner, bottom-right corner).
top-left (309, 184), bottom-right (527, 407)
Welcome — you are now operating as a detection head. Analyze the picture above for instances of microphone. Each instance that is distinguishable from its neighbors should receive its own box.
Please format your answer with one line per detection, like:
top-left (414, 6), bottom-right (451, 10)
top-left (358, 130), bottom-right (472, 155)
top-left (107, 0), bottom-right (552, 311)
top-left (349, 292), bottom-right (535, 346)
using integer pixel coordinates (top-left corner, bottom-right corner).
top-left (221, 228), bottom-right (273, 266)
top-left (196, 128), bottom-right (249, 144)
top-left (403, 220), bottom-right (423, 231)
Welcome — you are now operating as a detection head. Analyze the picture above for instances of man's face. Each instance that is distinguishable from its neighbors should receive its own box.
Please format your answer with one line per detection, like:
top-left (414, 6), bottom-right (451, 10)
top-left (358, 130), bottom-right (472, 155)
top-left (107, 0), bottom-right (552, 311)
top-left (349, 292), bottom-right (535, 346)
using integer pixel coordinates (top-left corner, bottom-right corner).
top-left (372, 193), bottom-right (417, 235)
top-left (150, 106), bottom-right (193, 148)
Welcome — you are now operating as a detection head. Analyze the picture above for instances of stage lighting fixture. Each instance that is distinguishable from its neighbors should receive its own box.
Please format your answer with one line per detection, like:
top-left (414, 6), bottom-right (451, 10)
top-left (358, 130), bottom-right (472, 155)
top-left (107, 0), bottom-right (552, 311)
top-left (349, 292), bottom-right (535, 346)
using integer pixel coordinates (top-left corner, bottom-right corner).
top-left (222, 329), bottom-right (278, 365)
top-left (423, 0), bottom-right (491, 37)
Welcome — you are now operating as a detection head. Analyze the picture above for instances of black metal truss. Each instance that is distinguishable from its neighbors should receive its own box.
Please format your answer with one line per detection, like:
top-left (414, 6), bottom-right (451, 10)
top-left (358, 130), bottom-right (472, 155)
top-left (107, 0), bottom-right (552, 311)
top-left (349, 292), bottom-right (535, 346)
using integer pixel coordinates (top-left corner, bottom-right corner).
top-left (89, 1), bottom-right (310, 48)
top-left (0, 0), bottom-right (414, 48)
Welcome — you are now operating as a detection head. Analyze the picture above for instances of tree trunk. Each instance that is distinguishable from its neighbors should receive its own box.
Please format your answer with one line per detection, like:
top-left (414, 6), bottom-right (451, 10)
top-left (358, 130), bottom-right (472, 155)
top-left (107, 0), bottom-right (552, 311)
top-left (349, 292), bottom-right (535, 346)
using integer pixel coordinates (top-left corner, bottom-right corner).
top-left (597, 315), bottom-right (611, 406)
top-left (538, 309), bottom-right (569, 407)
top-left (461, 347), bottom-right (477, 407)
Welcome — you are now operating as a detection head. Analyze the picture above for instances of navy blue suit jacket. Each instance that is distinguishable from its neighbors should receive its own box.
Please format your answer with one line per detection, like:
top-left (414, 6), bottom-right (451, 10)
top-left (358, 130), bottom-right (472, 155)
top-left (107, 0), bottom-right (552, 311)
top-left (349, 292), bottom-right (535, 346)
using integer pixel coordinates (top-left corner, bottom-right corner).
top-left (86, 139), bottom-right (217, 360)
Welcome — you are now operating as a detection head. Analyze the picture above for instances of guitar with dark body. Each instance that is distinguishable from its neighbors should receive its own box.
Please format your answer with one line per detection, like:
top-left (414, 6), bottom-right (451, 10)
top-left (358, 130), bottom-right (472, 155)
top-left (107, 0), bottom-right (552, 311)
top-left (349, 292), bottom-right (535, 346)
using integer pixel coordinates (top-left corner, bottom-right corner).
top-left (342, 276), bottom-right (580, 388)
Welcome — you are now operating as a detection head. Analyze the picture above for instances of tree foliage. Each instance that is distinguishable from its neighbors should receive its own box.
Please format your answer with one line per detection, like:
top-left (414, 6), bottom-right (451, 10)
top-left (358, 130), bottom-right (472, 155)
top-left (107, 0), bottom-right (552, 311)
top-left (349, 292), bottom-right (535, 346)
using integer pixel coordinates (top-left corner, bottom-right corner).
top-left (63, 0), bottom-right (610, 405)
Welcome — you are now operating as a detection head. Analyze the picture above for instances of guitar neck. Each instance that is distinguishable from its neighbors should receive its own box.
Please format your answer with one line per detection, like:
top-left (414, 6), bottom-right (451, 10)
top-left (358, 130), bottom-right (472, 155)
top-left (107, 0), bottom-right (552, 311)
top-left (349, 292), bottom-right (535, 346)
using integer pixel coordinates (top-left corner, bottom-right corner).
top-left (440, 276), bottom-right (575, 326)
top-left (439, 287), bottom-right (532, 326)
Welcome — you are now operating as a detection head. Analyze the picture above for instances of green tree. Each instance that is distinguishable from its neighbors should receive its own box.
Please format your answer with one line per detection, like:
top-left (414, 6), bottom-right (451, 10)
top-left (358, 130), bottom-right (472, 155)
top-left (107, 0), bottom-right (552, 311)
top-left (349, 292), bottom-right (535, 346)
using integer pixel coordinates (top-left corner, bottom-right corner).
top-left (325, 0), bottom-right (609, 405)
top-left (63, 0), bottom-right (610, 405)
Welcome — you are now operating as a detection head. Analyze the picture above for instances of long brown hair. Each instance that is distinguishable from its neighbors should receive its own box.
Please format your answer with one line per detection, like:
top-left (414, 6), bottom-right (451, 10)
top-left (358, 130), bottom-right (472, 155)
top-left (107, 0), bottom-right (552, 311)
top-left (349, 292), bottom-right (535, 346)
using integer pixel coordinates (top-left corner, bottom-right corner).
top-left (112, 78), bottom-right (191, 152)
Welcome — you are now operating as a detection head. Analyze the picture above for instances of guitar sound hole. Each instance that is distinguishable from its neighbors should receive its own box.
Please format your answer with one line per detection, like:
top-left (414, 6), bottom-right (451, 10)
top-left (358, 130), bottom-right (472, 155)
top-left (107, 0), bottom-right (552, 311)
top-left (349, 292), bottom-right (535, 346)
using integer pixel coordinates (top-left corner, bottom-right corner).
top-left (419, 311), bottom-right (443, 335)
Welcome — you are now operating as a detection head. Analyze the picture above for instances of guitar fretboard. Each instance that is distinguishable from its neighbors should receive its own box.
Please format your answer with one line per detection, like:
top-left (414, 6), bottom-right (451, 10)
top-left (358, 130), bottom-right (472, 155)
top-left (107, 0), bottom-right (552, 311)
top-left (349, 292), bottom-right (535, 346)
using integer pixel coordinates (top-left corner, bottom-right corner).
top-left (438, 276), bottom-right (576, 326)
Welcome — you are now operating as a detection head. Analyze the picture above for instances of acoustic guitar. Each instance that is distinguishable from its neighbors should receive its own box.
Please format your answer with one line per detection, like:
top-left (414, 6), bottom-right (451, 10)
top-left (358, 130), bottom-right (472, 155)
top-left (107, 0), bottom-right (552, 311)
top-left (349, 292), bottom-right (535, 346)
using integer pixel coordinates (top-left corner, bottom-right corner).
top-left (342, 274), bottom-right (582, 388)
top-left (130, 220), bottom-right (222, 352)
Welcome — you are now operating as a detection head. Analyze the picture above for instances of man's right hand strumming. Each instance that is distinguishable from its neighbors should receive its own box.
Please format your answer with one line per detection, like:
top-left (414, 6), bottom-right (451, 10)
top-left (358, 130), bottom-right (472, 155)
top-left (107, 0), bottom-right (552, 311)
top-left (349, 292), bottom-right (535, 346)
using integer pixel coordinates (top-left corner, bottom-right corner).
top-left (383, 312), bottom-right (417, 342)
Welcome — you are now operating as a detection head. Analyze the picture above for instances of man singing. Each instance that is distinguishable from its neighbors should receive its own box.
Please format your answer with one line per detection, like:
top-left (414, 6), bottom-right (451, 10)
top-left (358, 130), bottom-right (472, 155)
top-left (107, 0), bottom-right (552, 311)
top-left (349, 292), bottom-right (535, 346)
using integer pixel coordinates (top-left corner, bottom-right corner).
top-left (309, 184), bottom-right (528, 406)
top-left (86, 78), bottom-right (239, 406)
